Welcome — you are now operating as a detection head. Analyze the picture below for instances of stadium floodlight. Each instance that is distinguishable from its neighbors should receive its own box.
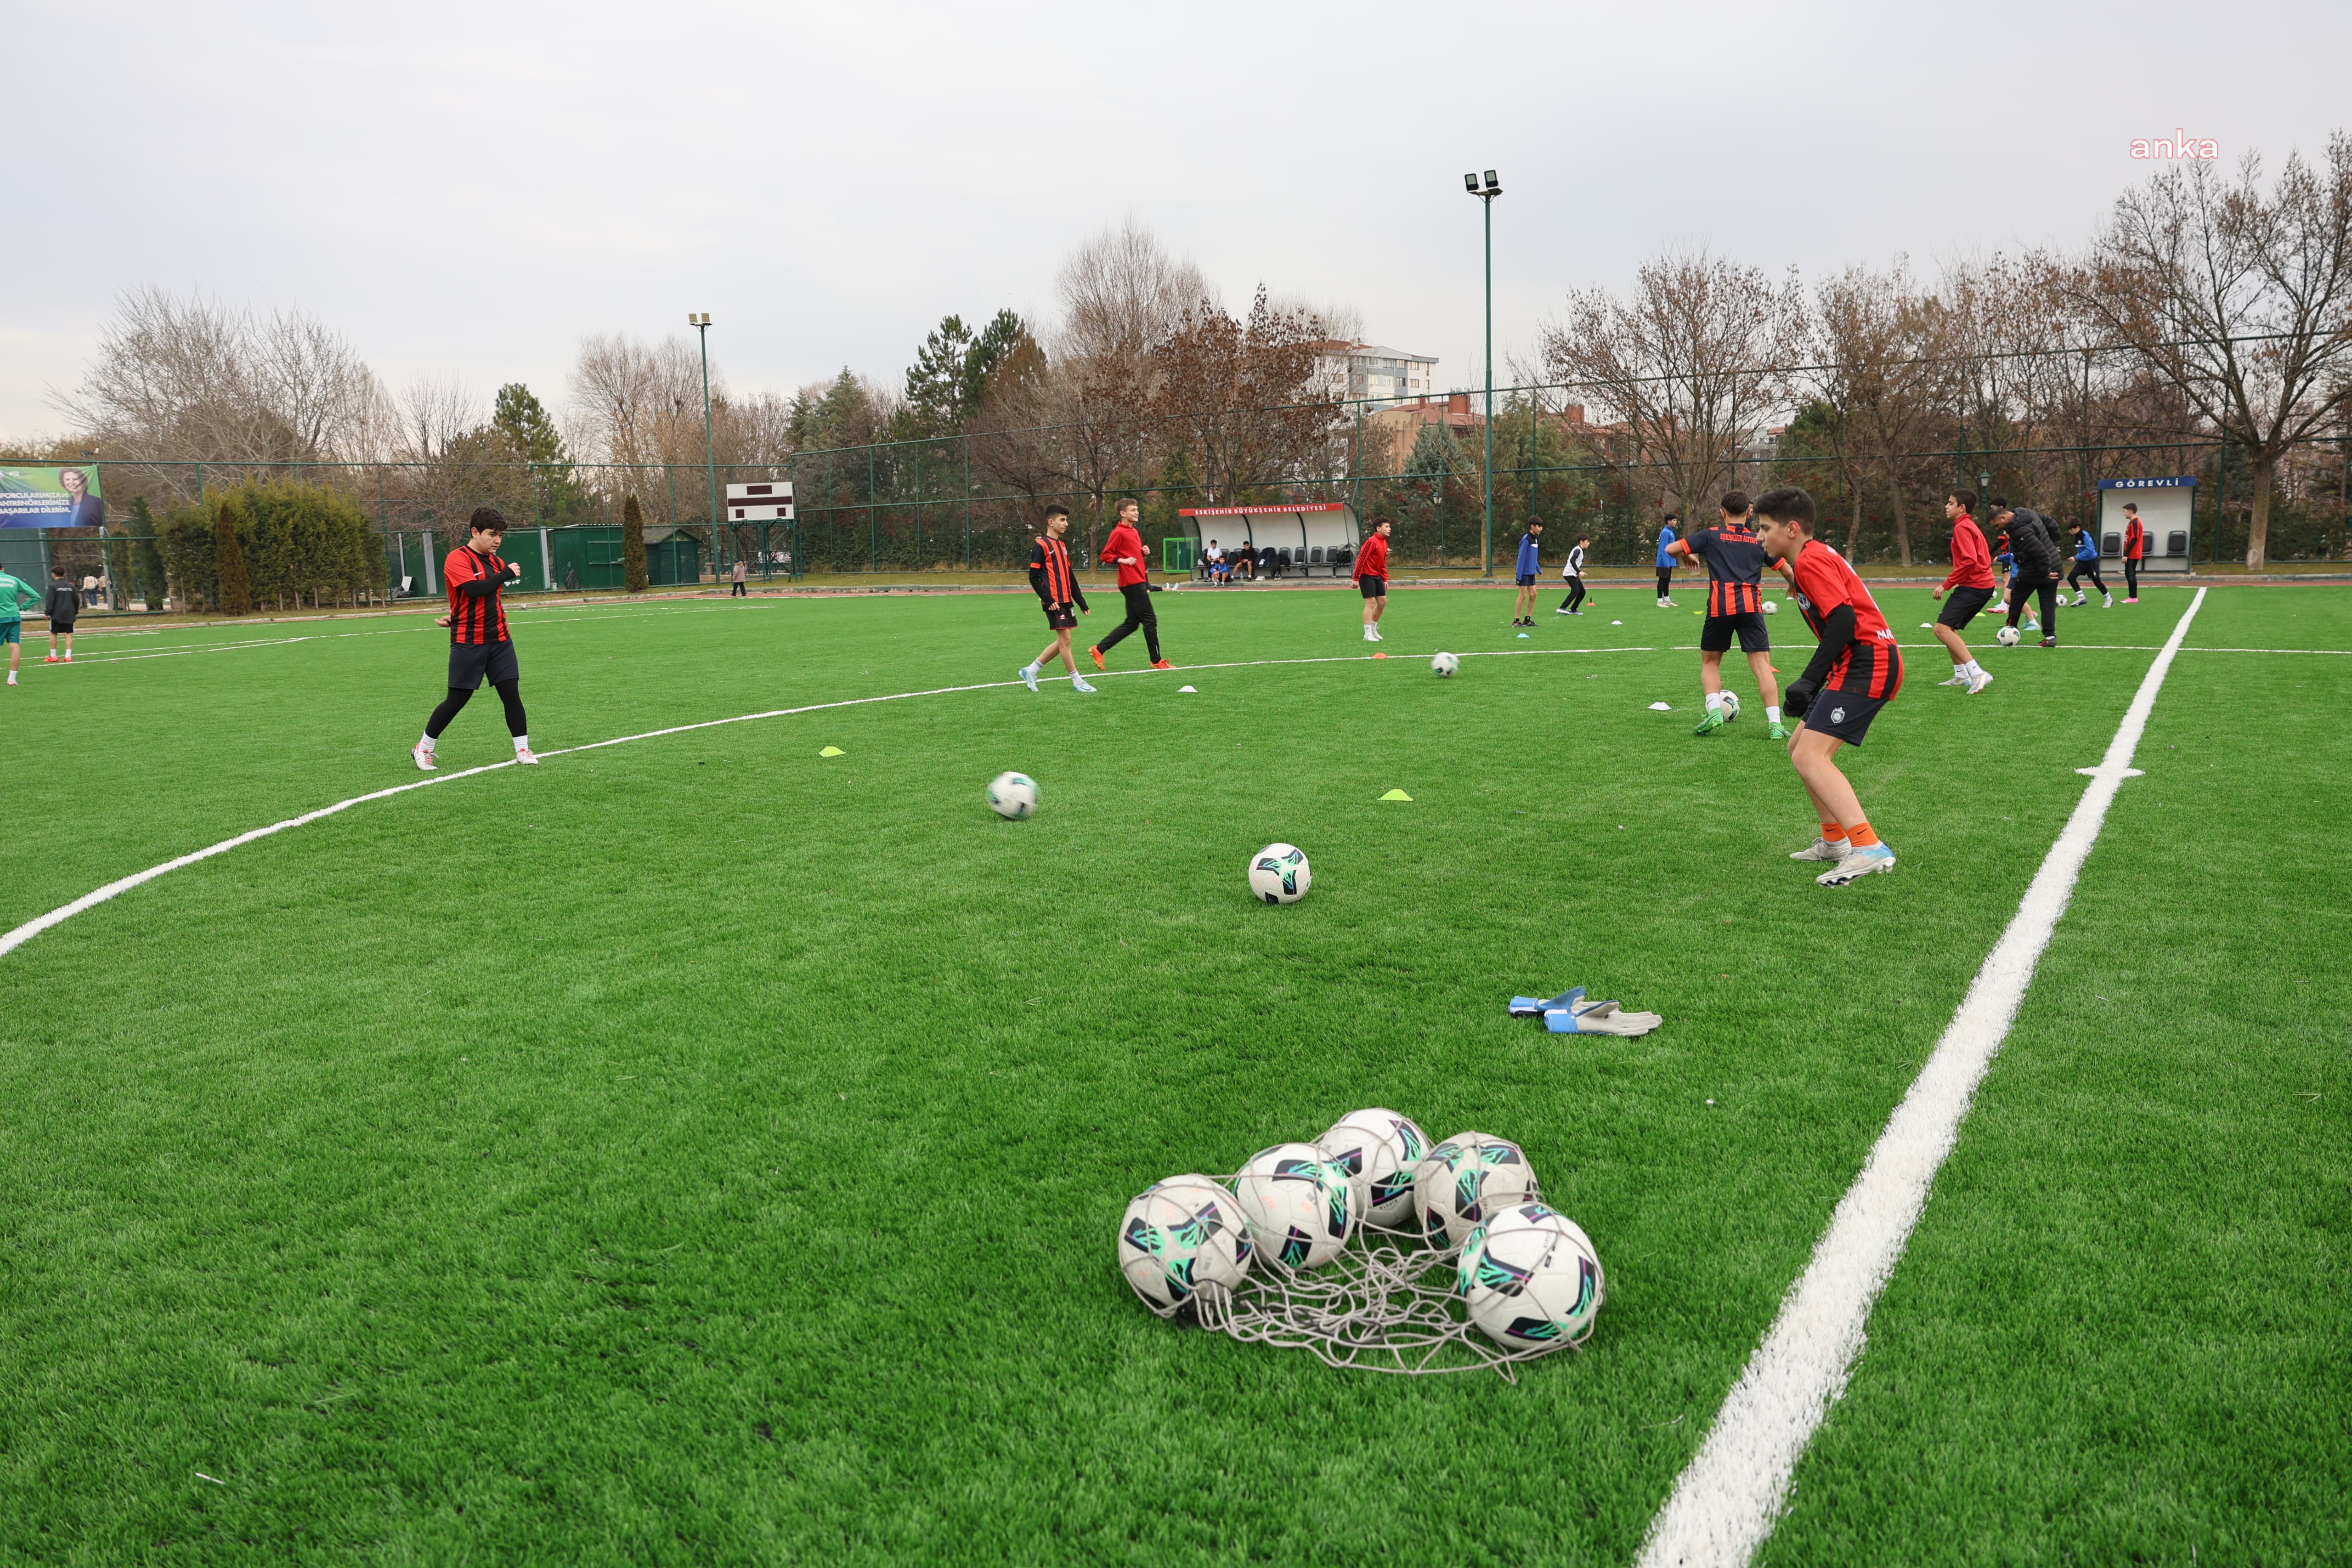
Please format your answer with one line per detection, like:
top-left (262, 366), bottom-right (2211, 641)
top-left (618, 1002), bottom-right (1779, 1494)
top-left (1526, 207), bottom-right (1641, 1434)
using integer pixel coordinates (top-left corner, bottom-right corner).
top-left (1463, 170), bottom-right (1504, 576)
top-left (690, 313), bottom-right (718, 572)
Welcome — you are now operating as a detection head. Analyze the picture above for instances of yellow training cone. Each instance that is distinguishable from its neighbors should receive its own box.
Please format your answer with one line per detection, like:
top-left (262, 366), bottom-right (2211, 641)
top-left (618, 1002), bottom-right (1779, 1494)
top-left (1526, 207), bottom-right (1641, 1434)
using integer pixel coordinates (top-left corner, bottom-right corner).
top-left (820, 746), bottom-right (846, 757)
top-left (1380, 788), bottom-right (1413, 801)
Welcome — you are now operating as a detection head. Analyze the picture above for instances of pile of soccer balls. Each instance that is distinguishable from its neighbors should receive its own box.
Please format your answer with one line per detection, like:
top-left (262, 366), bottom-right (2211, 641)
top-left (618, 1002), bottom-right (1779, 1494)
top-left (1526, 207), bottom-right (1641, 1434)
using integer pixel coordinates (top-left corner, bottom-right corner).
top-left (1117, 1108), bottom-right (1604, 1376)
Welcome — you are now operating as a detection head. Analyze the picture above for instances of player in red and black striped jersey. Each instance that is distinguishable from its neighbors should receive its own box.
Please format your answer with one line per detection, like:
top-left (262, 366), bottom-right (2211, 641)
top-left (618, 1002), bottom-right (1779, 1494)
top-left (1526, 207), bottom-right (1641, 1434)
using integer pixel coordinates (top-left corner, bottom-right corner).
top-left (1018, 505), bottom-right (1094, 693)
top-left (1669, 491), bottom-right (1786, 739)
top-left (412, 507), bottom-right (536, 770)
top-left (1753, 487), bottom-right (1900, 886)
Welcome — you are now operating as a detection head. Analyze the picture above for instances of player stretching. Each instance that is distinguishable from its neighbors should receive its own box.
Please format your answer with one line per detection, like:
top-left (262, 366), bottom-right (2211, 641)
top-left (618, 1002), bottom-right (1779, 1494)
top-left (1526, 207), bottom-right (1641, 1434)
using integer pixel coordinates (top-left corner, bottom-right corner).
top-left (1089, 497), bottom-right (1173, 671)
top-left (1354, 516), bottom-right (1391, 642)
top-left (1929, 488), bottom-right (1996, 694)
top-left (413, 507), bottom-right (535, 770)
top-left (0, 566), bottom-right (41, 685)
top-left (1019, 505), bottom-right (1093, 692)
top-left (1556, 532), bottom-right (1589, 614)
top-left (1674, 491), bottom-right (1785, 739)
top-left (1754, 486), bottom-right (1903, 886)
top-left (1511, 517), bottom-right (1543, 626)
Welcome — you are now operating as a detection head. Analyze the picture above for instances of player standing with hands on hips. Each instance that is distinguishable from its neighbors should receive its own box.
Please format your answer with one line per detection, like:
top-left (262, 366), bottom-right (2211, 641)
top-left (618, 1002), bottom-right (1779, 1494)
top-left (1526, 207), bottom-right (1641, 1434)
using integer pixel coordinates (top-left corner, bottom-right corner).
top-left (1089, 496), bottom-right (1174, 671)
top-left (1756, 486), bottom-right (1903, 886)
top-left (0, 566), bottom-right (41, 685)
top-left (1353, 516), bottom-right (1391, 642)
top-left (1511, 517), bottom-right (1543, 626)
top-left (414, 507), bottom-right (535, 770)
top-left (1019, 504), bottom-right (1093, 693)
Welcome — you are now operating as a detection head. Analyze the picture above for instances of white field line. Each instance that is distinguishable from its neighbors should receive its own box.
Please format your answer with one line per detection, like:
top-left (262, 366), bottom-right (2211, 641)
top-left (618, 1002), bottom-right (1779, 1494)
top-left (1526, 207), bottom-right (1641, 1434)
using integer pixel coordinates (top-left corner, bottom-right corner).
top-left (1634, 587), bottom-right (2209, 1568)
top-left (0, 645), bottom-right (1653, 960)
top-left (58, 604), bottom-right (781, 663)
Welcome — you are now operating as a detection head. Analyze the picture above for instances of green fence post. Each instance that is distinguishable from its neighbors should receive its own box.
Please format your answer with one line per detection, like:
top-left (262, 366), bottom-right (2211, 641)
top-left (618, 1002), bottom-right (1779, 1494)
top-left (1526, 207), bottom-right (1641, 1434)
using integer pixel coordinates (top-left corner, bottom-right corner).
top-left (964, 440), bottom-right (973, 572)
top-left (868, 444), bottom-right (878, 572)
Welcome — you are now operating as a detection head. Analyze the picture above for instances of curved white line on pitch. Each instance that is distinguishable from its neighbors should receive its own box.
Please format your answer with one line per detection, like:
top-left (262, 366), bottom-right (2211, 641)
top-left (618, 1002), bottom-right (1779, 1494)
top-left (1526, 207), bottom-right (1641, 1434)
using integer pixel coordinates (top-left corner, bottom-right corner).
top-left (0, 645), bottom-right (1667, 961)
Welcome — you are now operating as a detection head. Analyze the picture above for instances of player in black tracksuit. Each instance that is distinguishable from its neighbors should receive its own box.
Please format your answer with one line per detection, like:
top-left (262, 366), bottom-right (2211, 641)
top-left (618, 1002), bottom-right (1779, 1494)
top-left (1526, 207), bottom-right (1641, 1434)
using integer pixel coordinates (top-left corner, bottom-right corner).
top-left (1996, 503), bottom-right (2063, 646)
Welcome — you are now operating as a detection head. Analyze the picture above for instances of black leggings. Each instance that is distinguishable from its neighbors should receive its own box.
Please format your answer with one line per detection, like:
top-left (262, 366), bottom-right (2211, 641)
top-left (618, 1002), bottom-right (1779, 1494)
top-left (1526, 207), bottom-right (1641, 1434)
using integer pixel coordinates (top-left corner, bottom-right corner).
top-left (1656, 568), bottom-right (1673, 599)
top-left (2005, 576), bottom-right (2059, 640)
top-left (1560, 577), bottom-right (1587, 612)
top-left (2125, 558), bottom-right (2140, 598)
top-left (1096, 583), bottom-right (1161, 661)
top-left (2066, 559), bottom-right (2107, 595)
top-left (427, 679), bottom-right (526, 740)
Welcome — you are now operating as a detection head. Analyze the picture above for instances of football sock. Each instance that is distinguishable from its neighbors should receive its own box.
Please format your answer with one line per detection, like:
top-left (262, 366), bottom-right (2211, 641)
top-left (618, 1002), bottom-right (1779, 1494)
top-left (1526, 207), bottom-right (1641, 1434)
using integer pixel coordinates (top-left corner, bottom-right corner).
top-left (1848, 821), bottom-right (1881, 849)
top-left (1705, 691), bottom-right (1726, 712)
top-left (513, 734), bottom-right (530, 753)
top-left (1766, 706), bottom-right (1782, 724)
top-left (418, 733), bottom-right (436, 753)
top-left (1820, 821), bottom-right (1848, 845)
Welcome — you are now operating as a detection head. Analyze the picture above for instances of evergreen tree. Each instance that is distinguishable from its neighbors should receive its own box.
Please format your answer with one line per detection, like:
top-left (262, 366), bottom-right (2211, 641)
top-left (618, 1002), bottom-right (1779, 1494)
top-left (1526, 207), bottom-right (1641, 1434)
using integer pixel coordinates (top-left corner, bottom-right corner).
top-left (214, 496), bottom-right (254, 615)
top-left (622, 494), bottom-right (649, 594)
top-left (493, 383), bottom-right (588, 523)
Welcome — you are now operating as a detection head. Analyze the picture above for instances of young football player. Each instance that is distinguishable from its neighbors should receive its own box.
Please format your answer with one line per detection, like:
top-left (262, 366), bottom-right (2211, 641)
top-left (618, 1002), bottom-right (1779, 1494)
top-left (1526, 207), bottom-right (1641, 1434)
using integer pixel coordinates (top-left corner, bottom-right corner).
top-left (2065, 520), bottom-right (2112, 608)
top-left (1670, 490), bottom-right (1785, 739)
top-left (1089, 497), bottom-right (1173, 671)
top-left (0, 566), bottom-right (40, 685)
top-left (1512, 517), bottom-right (1543, 625)
top-left (1929, 488), bottom-right (1996, 694)
top-left (415, 507), bottom-right (535, 769)
top-left (1755, 486), bottom-right (1903, 886)
top-left (1653, 511), bottom-right (1680, 607)
top-left (1019, 505), bottom-right (1093, 692)
top-left (2120, 502), bottom-right (2144, 602)
top-left (1995, 499), bottom-right (2064, 647)
top-left (1556, 532), bottom-right (1589, 615)
top-left (1354, 516), bottom-right (1392, 641)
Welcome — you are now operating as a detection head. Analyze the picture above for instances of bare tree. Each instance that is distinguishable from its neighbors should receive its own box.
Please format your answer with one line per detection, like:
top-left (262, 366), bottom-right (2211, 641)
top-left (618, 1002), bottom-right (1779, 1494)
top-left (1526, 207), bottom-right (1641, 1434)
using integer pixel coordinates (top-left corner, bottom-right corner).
top-left (1809, 259), bottom-right (1961, 564)
top-left (2071, 134), bottom-right (2352, 567)
top-left (396, 375), bottom-right (479, 464)
top-left (1153, 287), bottom-right (1338, 504)
top-left (1541, 247), bottom-right (1807, 522)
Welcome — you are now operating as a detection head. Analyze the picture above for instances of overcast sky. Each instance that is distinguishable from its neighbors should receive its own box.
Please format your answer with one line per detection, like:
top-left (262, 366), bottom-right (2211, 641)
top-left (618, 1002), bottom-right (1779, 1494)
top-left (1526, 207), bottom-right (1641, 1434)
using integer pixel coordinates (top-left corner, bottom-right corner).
top-left (6, 0), bottom-right (2346, 439)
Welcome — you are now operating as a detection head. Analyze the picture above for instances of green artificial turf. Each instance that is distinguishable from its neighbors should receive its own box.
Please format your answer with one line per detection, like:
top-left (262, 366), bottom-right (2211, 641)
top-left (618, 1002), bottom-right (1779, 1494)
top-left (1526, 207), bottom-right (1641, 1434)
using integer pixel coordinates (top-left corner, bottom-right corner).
top-left (0, 582), bottom-right (2342, 1564)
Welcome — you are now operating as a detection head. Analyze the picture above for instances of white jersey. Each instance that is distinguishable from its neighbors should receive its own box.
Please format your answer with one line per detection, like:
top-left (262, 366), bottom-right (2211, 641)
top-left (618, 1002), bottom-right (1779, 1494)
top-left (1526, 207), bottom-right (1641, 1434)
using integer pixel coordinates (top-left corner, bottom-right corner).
top-left (1562, 543), bottom-right (1586, 578)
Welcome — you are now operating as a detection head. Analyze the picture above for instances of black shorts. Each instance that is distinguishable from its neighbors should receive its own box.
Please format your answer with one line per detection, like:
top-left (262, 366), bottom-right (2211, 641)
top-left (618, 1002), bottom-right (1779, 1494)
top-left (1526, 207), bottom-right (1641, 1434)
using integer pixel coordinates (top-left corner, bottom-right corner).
top-left (1515, 572), bottom-right (1537, 587)
top-left (1802, 689), bottom-right (1890, 746)
top-left (1358, 577), bottom-right (1387, 599)
top-left (448, 638), bottom-right (519, 690)
top-left (1700, 611), bottom-right (1769, 654)
top-left (1043, 603), bottom-right (1078, 630)
top-left (1937, 586), bottom-right (1995, 629)
top-left (48, 621), bottom-right (74, 635)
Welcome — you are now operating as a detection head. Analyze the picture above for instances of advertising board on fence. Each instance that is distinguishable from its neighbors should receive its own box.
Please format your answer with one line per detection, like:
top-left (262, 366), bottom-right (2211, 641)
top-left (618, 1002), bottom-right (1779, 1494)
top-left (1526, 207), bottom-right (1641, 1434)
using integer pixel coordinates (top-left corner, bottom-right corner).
top-left (0, 467), bottom-right (105, 529)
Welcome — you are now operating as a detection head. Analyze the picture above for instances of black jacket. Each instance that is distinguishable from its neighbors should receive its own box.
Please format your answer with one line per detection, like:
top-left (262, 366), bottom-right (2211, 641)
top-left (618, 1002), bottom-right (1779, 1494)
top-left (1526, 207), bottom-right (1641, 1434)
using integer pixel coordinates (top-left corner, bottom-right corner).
top-left (2004, 509), bottom-right (2063, 576)
top-left (44, 583), bottom-right (78, 620)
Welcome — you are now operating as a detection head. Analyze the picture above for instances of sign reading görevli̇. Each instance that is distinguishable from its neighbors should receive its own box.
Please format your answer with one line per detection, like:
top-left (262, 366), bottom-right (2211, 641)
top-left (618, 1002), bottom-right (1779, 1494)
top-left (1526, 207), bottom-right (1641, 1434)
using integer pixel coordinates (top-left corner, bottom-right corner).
top-left (0, 466), bottom-right (106, 529)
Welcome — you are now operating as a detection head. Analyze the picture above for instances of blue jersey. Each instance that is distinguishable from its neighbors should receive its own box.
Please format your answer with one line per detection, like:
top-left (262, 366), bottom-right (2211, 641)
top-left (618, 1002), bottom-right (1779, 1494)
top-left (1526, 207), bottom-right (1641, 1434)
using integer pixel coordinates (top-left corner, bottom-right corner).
top-left (2072, 532), bottom-right (2098, 562)
top-left (1655, 525), bottom-right (1678, 568)
top-left (1516, 533), bottom-right (1540, 574)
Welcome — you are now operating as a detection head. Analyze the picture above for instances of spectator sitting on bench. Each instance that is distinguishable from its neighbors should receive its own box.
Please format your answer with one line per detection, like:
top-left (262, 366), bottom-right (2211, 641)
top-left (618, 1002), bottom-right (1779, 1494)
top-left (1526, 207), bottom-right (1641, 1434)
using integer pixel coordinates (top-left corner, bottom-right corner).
top-left (1231, 545), bottom-right (1254, 581)
top-left (1205, 539), bottom-right (1229, 583)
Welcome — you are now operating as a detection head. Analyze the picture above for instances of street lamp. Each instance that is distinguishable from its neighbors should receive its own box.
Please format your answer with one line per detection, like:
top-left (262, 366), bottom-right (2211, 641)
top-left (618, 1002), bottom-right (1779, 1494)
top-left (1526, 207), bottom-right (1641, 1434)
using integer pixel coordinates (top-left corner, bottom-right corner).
top-left (690, 312), bottom-right (717, 579)
top-left (1463, 170), bottom-right (1502, 576)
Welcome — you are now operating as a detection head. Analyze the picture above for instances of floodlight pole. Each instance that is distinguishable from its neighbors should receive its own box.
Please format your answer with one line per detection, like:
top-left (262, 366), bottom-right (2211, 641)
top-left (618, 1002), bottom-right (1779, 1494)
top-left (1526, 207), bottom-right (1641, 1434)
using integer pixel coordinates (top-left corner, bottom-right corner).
top-left (1465, 171), bottom-right (1502, 577)
top-left (691, 313), bottom-right (718, 578)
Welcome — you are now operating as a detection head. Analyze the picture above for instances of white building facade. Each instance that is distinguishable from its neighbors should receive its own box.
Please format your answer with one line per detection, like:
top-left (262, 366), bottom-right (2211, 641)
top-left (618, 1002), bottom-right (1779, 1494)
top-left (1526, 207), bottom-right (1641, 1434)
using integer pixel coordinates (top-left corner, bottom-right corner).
top-left (1309, 342), bottom-right (1442, 408)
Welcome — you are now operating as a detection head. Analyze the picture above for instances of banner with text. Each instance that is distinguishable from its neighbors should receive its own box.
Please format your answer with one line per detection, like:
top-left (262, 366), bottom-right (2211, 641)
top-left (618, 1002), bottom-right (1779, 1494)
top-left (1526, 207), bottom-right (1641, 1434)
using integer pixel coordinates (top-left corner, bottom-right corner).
top-left (0, 466), bottom-right (106, 528)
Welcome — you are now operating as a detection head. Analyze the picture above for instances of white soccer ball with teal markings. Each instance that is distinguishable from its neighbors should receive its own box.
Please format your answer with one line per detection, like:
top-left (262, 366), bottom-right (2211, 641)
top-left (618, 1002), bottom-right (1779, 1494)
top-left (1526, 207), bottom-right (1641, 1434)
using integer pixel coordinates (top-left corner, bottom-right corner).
top-left (1232, 1142), bottom-right (1357, 1269)
top-left (1118, 1174), bottom-right (1252, 1319)
top-left (1431, 651), bottom-right (1459, 678)
top-left (1762, 600), bottom-right (1778, 614)
top-left (986, 771), bottom-right (1039, 819)
top-left (1317, 1108), bottom-right (1430, 1232)
top-left (1457, 1201), bottom-right (1605, 1350)
top-left (1413, 1132), bottom-right (1540, 1249)
top-left (1248, 843), bottom-right (1311, 905)
top-left (1996, 624), bottom-right (2021, 647)
top-left (1720, 690), bottom-right (1741, 719)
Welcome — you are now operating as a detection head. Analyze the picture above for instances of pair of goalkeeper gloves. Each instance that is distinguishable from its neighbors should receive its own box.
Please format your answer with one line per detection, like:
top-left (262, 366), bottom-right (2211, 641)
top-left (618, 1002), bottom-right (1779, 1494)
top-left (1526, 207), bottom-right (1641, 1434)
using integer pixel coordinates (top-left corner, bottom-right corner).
top-left (1506, 986), bottom-right (1663, 1036)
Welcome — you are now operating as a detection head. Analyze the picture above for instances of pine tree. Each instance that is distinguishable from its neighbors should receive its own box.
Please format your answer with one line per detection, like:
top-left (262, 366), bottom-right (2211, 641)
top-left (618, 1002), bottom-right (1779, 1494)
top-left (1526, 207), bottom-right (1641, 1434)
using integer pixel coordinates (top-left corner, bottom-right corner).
top-left (124, 495), bottom-right (167, 611)
top-left (214, 496), bottom-right (254, 615)
top-left (622, 494), bottom-right (649, 594)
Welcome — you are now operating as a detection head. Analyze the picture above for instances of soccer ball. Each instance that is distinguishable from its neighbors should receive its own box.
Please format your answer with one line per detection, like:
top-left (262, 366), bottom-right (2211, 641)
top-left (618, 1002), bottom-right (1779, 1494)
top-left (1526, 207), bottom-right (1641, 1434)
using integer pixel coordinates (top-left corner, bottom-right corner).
top-left (1720, 691), bottom-right (1741, 719)
top-left (1232, 1142), bottom-right (1358, 1268)
top-left (1431, 651), bottom-right (1459, 678)
top-left (986, 771), bottom-right (1039, 819)
top-left (1457, 1201), bottom-right (1605, 1350)
top-left (1119, 1174), bottom-right (1252, 1318)
top-left (1996, 624), bottom-right (2021, 646)
top-left (1413, 1132), bottom-right (1540, 1249)
top-left (1762, 600), bottom-right (1778, 615)
top-left (1317, 1108), bottom-right (1430, 1232)
top-left (1248, 843), bottom-right (1311, 905)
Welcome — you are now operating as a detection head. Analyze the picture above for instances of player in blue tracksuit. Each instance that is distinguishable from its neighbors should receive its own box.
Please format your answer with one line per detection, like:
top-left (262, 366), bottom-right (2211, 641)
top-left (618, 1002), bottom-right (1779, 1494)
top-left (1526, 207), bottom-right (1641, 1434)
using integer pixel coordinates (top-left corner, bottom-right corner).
top-left (1511, 518), bottom-right (1544, 625)
top-left (2065, 521), bottom-right (2111, 608)
top-left (1654, 514), bottom-right (1679, 606)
